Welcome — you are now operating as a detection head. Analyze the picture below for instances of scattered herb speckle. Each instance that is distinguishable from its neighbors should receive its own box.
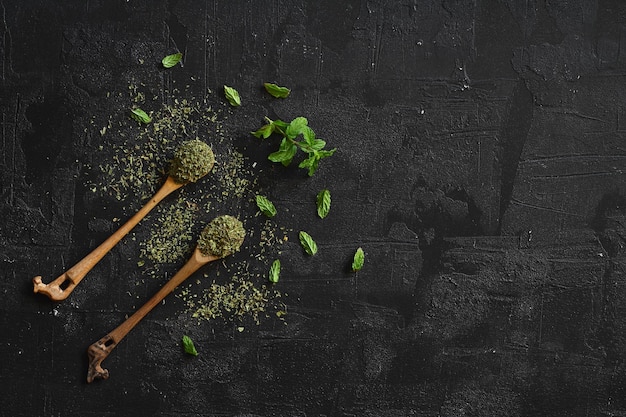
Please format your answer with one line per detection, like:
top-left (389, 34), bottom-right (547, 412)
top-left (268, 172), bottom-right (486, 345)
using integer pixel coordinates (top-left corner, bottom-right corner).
top-left (139, 199), bottom-right (196, 268)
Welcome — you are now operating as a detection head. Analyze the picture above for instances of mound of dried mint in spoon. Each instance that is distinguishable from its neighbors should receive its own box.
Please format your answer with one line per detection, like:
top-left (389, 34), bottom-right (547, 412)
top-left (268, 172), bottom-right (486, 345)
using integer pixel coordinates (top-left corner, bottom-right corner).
top-left (169, 139), bottom-right (215, 183)
top-left (197, 215), bottom-right (246, 258)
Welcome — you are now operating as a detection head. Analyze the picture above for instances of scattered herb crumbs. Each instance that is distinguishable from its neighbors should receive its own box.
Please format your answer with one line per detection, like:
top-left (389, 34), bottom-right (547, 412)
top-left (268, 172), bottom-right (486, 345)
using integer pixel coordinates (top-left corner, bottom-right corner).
top-left (224, 85), bottom-right (241, 106)
top-left (256, 195), bottom-right (277, 217)
top-left (139, 199), bottom-right (195, 268)
top-left (214, 149), bottom-right (253, 200)
top-left (299, 231), bottom-right (318, 256)
top-left (269, 259), bottom-right (280, 283)
top-left (352, 247), bottom-right (365, 272)
top-left (162, 52), bottom-right (183, 68)
top-left (91, 93), bottom-right (222, 205)
top-left (182, 335), bottom-right (198, 356)
top-left (190, 278), bottom-right (273, 324)
top-left (130, 108), bottom-right (151, 124)
top-left (263, 82), bottom-right (291, 98)
top-left (316, 189), bottom-right (331, 219)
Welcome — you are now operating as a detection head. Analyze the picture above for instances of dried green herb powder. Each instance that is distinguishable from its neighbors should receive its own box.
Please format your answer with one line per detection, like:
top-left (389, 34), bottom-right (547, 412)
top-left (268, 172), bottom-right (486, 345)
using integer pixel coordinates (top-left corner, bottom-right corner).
top-left (198, 215), bottom-right (245, 258)
top-left (169, 139), bottom-right (215, 184)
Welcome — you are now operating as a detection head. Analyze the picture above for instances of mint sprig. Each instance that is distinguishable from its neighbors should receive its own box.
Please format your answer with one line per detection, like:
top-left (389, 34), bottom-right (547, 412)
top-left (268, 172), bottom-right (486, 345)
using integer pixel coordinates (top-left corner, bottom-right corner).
top-left (252, 116), bottom-right (336, 176)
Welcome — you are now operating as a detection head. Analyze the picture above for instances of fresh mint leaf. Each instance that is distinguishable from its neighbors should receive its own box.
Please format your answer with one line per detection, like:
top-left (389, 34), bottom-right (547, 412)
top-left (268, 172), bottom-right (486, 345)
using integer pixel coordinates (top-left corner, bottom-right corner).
top-left (268, 138), bottom-right (297, 166)
top-left (352, 247), bottom-right (365, 272)
top-left (272, 119), bottom-right (289, 130)
top-left (252, 124), bottom-right (274, 139)
top-left (269, 259), bottom-right (281, 283)
top-left (318, 148), bottom-right (337, 159)
top-left (316, 189), bottom-right (331, 219)
top-left (224, 85), bottom-right (241, 107)
top-left (299, 231), bottom-right (318, 256)
top-left (256, 195), bottom-right (277, 217)
top-left (285, 117), bottom-right (308, 139)
top-left (302, 126), bottom-right (316, 145)
top-left (298, 154), bottom-right (320, 177)
top-left (182, 335), bottom-right (198, 356)
top-left (162, 52), bottom-right (183, 68)
top-left (130, 108), bottom-right (151, 124)
top-left (310, 139), bottom-right (326, 150)
top-left (264, 82), bottom-right (291, 98)
top-left (301, 138), bottom-right (326, 153)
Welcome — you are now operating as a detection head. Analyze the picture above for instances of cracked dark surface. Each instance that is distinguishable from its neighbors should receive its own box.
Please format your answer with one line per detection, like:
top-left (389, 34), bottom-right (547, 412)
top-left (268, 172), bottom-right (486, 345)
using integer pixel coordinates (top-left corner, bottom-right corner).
top-left (2, 0), bottom-right (626, 415)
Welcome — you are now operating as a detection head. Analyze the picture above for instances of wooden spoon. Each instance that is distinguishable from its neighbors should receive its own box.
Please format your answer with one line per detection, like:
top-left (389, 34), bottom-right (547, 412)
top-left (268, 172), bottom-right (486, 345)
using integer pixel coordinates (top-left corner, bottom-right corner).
top-left (32, 176), bottom-right (184, 301)
top-left (33, 139), bottom-right (215, 301)
top-left (86, 214), bottom-right (245, 383)
top-left (87, 246), bottom-right (219, 383)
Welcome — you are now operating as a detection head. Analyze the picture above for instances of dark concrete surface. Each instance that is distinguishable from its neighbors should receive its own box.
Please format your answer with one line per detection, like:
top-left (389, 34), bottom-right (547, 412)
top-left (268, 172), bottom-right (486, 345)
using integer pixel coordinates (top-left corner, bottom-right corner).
top-left (2, 0), bottom-right (626, 416)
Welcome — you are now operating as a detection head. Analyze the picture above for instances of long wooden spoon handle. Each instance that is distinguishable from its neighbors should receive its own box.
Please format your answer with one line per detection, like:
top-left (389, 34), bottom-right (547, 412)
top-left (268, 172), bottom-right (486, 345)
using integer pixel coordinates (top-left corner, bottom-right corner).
top-left (87, 249), bottom-right (217, 383)
top-left (33, 177), bottom-right (184, 301)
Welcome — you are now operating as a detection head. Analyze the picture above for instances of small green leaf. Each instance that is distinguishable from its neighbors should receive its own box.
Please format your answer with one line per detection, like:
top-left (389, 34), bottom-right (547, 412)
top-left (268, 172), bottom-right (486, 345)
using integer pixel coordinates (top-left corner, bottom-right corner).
top-left (272, 119), bottom-right (289, 130)
top-left (162, 52), bottom-right (183, 68)
top-left (285, 117), bottom-right (308, 139)
top-left (182, 335), bottom-right (198, 356)
top-left (268, 138), bottom-right (298, 166)
top-left (318, 148), bottom-right (337, 158)
top-left (299, 231), bottom-right (318, 256)
top-left (264, 82), bottom-right (291, 98)
top-left (316, 189), bottom-right (331, 219)
top-left (298, 153), bottom-right (320, 176)
top-left (252, 124), bottom-right (274, 139)
top-left (256, 195), bottom-right (277, 217)
top-left (310, 139), bottom-right (326, 151)
top-left (302, 126), bottom-right (316, 145)
top-left (352, 247), bottom-right (365, 272)
top-left (130, 108), bottom-right (152, 124)
top-left (224, 85), bottom-right (241, 106)
top-left (269, 259), bottom-right (281, 283)
top-left (301, 137), bottom-right (326, 153)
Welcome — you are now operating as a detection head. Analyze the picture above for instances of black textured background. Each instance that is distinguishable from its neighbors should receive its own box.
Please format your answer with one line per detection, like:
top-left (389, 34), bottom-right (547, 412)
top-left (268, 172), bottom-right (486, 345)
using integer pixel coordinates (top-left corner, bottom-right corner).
top-left (2, 0), bottom-right (626, 416)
